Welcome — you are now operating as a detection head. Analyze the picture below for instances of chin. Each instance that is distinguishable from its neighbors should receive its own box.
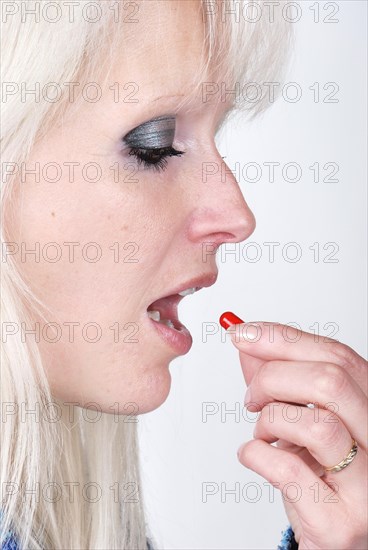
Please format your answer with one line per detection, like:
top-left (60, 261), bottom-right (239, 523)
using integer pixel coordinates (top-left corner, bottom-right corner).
top-left (134, 366), bottom-right (173, 414)
top-left (100, 365), bottom-right (173, 416)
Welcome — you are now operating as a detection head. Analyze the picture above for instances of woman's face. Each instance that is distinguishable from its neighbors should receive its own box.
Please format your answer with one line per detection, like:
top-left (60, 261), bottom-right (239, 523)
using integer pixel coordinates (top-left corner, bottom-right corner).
top-left (9, 0), bottom-right (255, 414)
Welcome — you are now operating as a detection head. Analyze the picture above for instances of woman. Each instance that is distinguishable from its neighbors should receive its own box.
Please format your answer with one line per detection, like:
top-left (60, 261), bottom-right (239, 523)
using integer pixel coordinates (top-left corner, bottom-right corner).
top-left (1, 0), bottom-right (366, 548)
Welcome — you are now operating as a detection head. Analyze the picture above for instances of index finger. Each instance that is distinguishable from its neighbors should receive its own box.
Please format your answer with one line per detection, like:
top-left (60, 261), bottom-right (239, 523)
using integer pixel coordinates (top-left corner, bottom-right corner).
top-left (226, 319), bottom-right (367, 391)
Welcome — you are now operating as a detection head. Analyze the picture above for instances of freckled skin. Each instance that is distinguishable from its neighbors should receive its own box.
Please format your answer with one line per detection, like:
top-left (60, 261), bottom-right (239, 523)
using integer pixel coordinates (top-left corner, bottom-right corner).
top-left (7, 0), bottom-right (255, 414)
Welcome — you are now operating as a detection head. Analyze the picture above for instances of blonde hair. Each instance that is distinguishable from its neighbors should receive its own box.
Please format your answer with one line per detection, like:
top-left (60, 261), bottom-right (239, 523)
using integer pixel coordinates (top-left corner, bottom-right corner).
top-left (0, 1), bottom-right (293, 548)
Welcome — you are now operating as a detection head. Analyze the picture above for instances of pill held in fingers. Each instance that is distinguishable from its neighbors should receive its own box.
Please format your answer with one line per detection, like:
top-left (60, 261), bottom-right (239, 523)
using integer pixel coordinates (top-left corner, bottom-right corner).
top-left (219, 311), bottom-right (245, 330)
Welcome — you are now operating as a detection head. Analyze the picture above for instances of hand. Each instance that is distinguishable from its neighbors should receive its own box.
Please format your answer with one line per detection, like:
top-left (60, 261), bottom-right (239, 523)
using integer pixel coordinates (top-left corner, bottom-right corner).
top-left (230, 321), bottom-right (368, 550)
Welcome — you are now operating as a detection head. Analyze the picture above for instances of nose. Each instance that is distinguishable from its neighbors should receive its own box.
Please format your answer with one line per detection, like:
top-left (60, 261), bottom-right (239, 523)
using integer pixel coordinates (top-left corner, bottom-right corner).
top-left (186, 149), bottom-right (256, 248)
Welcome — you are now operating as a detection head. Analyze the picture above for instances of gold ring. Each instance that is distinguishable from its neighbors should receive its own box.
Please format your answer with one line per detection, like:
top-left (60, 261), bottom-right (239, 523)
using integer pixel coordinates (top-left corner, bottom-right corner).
top-left (322, 438), bottom-right (358, 473)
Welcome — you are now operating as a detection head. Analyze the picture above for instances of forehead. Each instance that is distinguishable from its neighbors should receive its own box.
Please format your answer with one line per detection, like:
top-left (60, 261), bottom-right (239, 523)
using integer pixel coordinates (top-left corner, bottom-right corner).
top-left (111, 0), bottom-right (211, 111)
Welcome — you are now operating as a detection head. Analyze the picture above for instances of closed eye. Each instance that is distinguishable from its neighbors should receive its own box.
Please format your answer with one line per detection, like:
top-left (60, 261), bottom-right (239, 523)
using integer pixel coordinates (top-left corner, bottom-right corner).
top-left (128, 146), bottom-right (185, 173)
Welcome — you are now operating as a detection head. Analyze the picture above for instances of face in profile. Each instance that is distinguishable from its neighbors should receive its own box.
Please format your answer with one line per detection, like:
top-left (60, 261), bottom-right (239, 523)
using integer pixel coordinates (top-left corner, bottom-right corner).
top-left (8, 0), bottom-right (256, 414)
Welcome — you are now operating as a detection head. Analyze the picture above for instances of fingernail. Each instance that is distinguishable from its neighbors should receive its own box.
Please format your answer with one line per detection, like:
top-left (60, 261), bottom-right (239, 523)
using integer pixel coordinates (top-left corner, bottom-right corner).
top-left (231, 323), bottom-right (260, 343)
top-left (231, 324), bottom-right (262, 342)
top-left (244, 324), bottom-right (259, 340)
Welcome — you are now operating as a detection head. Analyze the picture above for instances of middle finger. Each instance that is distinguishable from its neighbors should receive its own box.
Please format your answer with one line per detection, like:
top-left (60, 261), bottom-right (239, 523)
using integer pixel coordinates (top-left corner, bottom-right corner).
top-left (244, 359), bottom-right (368, 452)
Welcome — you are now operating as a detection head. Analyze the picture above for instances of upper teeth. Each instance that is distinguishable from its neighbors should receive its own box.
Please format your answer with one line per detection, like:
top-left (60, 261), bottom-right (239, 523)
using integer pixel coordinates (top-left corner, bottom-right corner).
top-left (178, 287), bottom-right (197, 297)
top-left (147, 287), bottom-right (198, 322)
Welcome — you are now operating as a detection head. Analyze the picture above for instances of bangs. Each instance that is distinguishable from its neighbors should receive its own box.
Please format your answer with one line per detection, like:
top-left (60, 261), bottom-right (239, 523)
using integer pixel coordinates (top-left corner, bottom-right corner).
top-left (173, 0), bottom-right (294, 121)
top-left (76, 0), bottom-right (293, 122)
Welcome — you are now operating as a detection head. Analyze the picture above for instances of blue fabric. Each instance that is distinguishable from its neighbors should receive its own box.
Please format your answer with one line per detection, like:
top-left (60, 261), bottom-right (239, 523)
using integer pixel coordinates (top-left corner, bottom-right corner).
top-left (1, 530), bottom-right (154, 550)
top-left (277, 524), bottom-right (299, 550)
top-left (0, 509), bottom-right (19, 550)
top-left (1, 528), bottom-right (19, 550)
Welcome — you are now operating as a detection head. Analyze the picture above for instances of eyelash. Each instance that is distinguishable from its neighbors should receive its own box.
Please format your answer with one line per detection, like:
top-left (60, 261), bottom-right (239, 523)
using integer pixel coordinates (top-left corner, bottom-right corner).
top-left (128, 146), bottom-right (185, 173)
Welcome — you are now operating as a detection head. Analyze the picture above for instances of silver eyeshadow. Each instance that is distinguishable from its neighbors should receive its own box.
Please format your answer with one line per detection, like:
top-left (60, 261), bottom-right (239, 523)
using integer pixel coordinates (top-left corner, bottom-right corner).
top-left (123, 115), bottom-right (176, 149)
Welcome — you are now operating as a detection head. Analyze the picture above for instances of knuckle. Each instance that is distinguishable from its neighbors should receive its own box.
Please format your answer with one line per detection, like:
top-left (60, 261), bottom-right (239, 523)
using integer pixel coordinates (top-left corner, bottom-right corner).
top-left (257, 360), bottom-right (282, 387)
top-left (276, 455), bottom-right (302, 481)
top-left (314, 363), bottom-right (348, 398)
top-left (307, 415), bottom-right (341, 446)
top-left (325, 340), bottom-right (355, 369)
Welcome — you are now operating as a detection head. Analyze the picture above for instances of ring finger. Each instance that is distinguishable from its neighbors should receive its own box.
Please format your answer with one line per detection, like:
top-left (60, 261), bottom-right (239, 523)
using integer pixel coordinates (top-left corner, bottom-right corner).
top-left (253, 402), bottom-right (363, 489)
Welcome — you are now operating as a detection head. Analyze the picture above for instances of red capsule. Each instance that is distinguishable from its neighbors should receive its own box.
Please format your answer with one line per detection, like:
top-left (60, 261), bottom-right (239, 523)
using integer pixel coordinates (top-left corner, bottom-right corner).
top-left (219, 311), bottom-right (245, 330)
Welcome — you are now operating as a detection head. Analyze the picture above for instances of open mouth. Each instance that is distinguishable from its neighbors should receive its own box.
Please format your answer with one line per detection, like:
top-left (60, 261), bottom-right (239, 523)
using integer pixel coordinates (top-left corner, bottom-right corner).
top-left (146, 287), bottom-right (200, 331)
top-left (144, 273), bottom-right (218, 354)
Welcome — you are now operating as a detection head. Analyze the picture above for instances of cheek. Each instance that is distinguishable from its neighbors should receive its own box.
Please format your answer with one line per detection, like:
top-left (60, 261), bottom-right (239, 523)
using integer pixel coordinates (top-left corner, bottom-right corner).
top-left (8, 144), bottom-right (143, 317)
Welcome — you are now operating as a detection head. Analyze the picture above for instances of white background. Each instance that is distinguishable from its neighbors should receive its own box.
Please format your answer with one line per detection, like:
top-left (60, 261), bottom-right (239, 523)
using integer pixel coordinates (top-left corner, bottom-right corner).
top-left (139, 2), bottom-right (367, 548)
